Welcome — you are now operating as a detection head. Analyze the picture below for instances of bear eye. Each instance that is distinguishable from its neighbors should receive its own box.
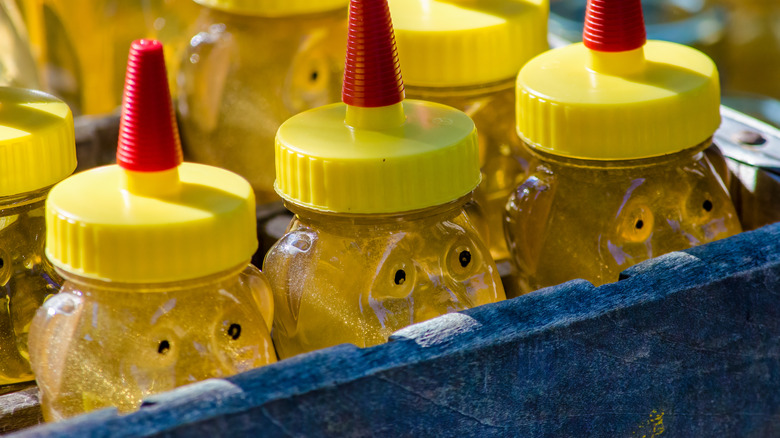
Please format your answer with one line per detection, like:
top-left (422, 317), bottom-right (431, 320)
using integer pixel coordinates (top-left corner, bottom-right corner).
top-left (459, 250), bottom-right (471, 268)
top-left (617, 203), bottom-right (654, 243)
top-left (394, 269), bottom-right (406, 286)
top-left (447, 243), bottom-right (480, 281)
top-left (227, 323), bottom-right (242, 340)
top-left (157, 340), bottom-right (171, 355)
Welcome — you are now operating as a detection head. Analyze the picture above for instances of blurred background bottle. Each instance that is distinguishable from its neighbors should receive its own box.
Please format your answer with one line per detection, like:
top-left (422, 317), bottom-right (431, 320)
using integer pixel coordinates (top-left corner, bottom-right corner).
top-left (0, 0), bottom-right (40, 88)
top-left (176, 0), bottom-right (348, 204)
top-left (717, 0), bottom-right (780, 127)
top-left (16, 0), bottom-right (196, 116)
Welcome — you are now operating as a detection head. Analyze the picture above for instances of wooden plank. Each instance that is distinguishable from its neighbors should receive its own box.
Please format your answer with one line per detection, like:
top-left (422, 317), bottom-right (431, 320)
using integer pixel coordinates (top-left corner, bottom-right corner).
top-left (11, 223), bottom-right (780, 437)
top-left (0, 386), bottom-right (41, 434)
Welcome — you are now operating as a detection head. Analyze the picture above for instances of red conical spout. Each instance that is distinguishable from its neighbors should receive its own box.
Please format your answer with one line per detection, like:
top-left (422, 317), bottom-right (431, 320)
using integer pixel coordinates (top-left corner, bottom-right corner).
top-left (117, 39), bottom-right (183, 172)
top-left (342, 0), bottom-right (404, 108)
top-left (583, 0), bottom-right (646, 53)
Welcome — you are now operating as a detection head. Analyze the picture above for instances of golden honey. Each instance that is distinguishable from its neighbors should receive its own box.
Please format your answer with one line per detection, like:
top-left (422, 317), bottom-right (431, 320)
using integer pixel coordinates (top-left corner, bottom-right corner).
top-left (265, 197), bottom-right (504, 358)
top-left (177, 1), bottom-right (347, 203)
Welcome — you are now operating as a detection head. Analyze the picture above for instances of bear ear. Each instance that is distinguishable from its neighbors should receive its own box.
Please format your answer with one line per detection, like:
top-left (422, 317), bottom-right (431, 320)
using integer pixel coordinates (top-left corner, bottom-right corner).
top-left (29, 293), bottom-right (84, 396)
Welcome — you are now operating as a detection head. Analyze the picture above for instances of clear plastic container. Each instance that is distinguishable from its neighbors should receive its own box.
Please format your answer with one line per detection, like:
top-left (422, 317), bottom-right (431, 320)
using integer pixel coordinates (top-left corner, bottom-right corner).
top-left (505, 140), bottom-right (742, 292)
top-left (0, 187), bottom-right (61, 385)
top-left (0, 1), bottom-right (39, 88)
top-left (508, 0), bottom-right (742, 294)
top-left (720, 0), bottom-right (780, 101)
top-left (177, 1), bottom-right (347, 204)
top-left (406, 82), bottom-right (528, 262)
top-left (391, 0), bottom-right (548, 263)
top-left (28, 39), bottom-right (276, 420)
top-left (265, 197), bottom-right (505, 358)
top-left (265, 0), bottom-right (505, 358)
top-left (0, 87), bottom-right (76, 385)
top-left (30, 265), bottom-right (275, 421)
top-left (32, 0), bottom-right (154, 115)
top-left (146, 0), bottom-right (202, 96)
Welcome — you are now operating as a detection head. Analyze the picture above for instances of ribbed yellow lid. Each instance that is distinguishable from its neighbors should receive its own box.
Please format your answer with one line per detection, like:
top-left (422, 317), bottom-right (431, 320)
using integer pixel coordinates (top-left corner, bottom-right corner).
top-left (46, 163), bottom-right (258, 283)
top-left (276, 0), bottom-right (480, 214)
top-left (46, 39), bottom-right (257, 284)
top-left (192, 0), bottom-right (348, 16)
top-left (390, 0), bottom-right (548, 87)
top-left (275, 100), bottom-right (480, 214)
top-left (516, 41), bottom-right (721, 160)
top-left (0, 88), bottom-right (76, 197)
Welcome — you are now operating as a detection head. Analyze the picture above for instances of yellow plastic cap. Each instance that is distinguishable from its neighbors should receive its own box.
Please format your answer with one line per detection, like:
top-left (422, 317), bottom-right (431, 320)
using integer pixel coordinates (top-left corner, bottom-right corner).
top-left (516, 41), bottom-right (721, 160)
top-left (390, 0), bottom-right (548, 87)
top-left (192, 0), bottom-right (348, 16)
top-left (46, 163), bottom-right (258, 283)
top-left (0, 88), bottom-right (76, 197)
top-left (275, 100), bottom-right (480, 214)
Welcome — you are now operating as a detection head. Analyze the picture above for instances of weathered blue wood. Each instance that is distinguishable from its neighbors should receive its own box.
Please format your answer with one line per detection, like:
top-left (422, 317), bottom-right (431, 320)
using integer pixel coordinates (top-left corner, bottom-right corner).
top-left (12, 224), bottom-right (780, 437)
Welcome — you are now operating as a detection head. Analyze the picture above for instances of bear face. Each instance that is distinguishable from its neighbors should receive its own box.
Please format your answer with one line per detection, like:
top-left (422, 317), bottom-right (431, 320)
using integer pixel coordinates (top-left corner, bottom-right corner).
top-left (505, 146), bottom-right (742, 293)
top-left (177, 9), bottom-right (346, 203)
top-left (29, 265), bottom-right (276, 421)
top-left (264, 206), bottom-right (505, 359)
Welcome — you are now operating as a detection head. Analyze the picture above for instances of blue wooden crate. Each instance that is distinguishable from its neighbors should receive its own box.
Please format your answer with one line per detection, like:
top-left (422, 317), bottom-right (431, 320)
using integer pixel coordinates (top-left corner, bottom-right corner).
top-left (12, 222), bottom-right (780, 437)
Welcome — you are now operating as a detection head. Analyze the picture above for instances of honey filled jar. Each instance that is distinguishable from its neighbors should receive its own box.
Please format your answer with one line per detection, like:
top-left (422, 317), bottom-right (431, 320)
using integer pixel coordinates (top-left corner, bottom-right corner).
top-left (29, 40), bottom-right (276, 421)
top-left (0, 87), bottom-right (76, 385)
top-left (26, 0), bottom-right (157, 115)
top-left (504, 0), bottom-right (742, 294)
top-left (264, 0), bottom-right (505, 359)
top-left (177, 0), bottom-right (348, 203)
top-left (389, 0), bottom-right (548, 263)
top-left (0, 1), bottom-right (40, 88)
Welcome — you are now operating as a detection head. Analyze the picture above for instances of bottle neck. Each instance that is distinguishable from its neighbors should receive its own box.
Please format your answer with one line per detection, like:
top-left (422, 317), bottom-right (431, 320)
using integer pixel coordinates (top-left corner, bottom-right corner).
top-left (525, 137), bottom-right (714, 171)
top-left (203, 1), bottom-right (346, 20)
top-left (56, 263), bottom-right (248, 296)
top-left (404, 77), bottom-right (515, 101)
top-left (0, 185), bottom-right (52, 213)
top-left (285, 194), bottom-right (472, 231)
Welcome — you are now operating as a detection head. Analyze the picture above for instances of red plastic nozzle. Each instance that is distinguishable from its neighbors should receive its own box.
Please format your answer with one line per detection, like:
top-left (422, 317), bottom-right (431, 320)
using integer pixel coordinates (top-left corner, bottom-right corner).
top-left (583, 0), bottom-right (646, 53)
top-left (117, 39), bottom-right (183, 172)
top-left (342, 0), bottom-right (404, 108)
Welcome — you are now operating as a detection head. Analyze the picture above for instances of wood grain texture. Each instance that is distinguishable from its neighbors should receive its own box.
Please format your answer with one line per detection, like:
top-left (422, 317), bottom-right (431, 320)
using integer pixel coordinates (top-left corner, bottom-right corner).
top-left (10, 223), bottom-right (780, 437)
top-left (0, 386), bottom-right (41, 434)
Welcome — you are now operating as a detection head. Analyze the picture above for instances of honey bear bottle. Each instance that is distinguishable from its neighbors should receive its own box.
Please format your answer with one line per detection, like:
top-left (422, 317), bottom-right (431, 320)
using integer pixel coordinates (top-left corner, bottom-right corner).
top-left (0, 1), bottom-right (40, 89)
top-left (0, 87), bottom-right (76, 385)
top-left (264, 0), bottom-right (506, 359)
top-left (388, 0), bottom-right (548, 263)
top-left (27, 0), bottom-right (156, 115)
top-left (505, 0), bottom-right (742, 294)
top-left (177, 0), bottom-right (348, 204)
top-left (29, 40), bottom-right (276, 421)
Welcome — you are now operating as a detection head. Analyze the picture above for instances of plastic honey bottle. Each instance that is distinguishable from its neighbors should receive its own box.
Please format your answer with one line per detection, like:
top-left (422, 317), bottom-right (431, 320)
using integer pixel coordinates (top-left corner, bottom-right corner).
top-left (0, 1), bottom-right (40, 89)
top-left (388, 0), bottom-right (548, 264)
top-left (505, 0), bottom-right (742, 293)
top-left (0, 87), bottom-right (76, 385)
top-left (264, 0), bottom-right (506, 359)
top-left (177, 0), bottom-right (348, 204)
top-left (28, 40), bottom-right (276, 421)
top-left (25, 0), bottom-right (154, 115)
top-left (147, 0), bottom-right (202, 96)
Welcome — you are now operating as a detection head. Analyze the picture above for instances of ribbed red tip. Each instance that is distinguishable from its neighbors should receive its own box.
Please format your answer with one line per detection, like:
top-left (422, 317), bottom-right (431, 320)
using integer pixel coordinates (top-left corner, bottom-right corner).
top-left (342, 0), bottom-right (404, 108)
top-left (117, 39), bottom-right (183, 172)
top-left (583, 0), bottom-right (646, 52)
